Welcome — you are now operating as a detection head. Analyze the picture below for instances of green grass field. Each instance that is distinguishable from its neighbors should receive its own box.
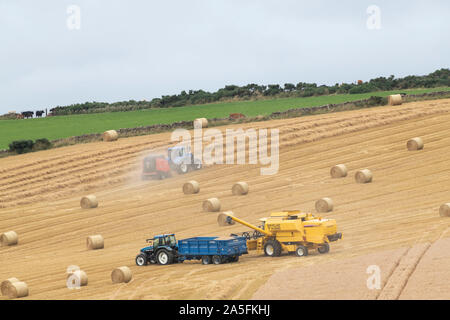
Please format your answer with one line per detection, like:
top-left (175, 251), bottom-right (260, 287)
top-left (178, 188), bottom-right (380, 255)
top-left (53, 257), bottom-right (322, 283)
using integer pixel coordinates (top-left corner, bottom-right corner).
top-left (1, 87), bottom-right (449, 149)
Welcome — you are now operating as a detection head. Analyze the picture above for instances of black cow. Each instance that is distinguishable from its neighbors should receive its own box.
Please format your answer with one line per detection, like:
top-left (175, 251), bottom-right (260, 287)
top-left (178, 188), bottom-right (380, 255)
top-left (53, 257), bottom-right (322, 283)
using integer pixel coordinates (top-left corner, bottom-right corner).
top-left (35, 110), bottom-right (45, 118)
top-left (21, 111), bottom-right (34, 119)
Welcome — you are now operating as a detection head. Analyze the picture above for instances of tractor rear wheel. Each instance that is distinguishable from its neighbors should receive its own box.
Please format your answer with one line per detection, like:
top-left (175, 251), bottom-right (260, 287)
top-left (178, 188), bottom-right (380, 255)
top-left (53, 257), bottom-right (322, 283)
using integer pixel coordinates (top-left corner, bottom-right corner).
top-left (135, 254), bottom-right (148, 266)
top-left (295, 245), bottom-right (308, 257)
top-left (318, 243), bottom-right (330, 254)
top-left (212, 255), bottom-right (222, 265)
top-left (157, 250), bottom-right (174, 265)
top-left (201, 256), bottom-right (211, 265)
top-left (264, 240), bottom-right (282, 257)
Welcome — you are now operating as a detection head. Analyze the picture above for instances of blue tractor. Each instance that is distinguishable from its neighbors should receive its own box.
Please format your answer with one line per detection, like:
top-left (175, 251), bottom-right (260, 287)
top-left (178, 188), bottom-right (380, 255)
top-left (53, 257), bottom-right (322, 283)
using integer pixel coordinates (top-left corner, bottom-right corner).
top-left (135, 234), bottom-right (248, 266)
top-left (136, 234), bottom-right (178, 266)
top-left (167, 145), bottom-right (202, 174)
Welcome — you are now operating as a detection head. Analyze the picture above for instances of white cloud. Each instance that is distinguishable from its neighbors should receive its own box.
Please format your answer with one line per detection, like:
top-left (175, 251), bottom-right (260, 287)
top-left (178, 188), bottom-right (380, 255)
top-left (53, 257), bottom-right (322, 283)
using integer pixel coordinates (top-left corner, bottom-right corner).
top-left (0, 0), bottom-right (448, 113)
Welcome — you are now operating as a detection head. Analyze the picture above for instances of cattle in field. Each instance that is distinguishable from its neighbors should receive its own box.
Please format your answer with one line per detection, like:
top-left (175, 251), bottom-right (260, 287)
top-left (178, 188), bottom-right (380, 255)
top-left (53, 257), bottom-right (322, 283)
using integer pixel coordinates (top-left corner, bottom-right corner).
top-left (35, 110), bottom-right (45, 118)
top-left (229, 113), bottom-right (246, 120)
top-left (21, 111), bottom-right (34, 119)
top-left (16, 114), bottom-right (24, 119)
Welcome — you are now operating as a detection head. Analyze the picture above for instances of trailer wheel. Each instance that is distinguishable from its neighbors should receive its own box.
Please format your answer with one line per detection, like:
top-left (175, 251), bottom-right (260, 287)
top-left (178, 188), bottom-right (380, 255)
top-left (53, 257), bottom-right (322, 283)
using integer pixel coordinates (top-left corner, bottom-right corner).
top-left (318, 243), bottom-right (330, 254)
top-left (201, 256), bottom-right (211, 265)
top-left (212, 255), bottom-right (222, 265)
top-left (295, 245), bottom-right (308, 257)
top-left (157, 250), bottom-right (173, 265)
top-left (136, 253), bottom-right (148, 266)
top-left (231, 255), bottom-right (239, 262)
top-left (264, 240), bottom-right (282, 257)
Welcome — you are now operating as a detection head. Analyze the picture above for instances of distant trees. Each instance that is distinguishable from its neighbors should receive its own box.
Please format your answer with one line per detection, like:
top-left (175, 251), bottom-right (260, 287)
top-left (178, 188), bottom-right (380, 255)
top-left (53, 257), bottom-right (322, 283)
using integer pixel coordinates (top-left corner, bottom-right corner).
top-left (48, 68), bottom-right (450, 116)
top-left (8, 138), bottom-right (52, 154)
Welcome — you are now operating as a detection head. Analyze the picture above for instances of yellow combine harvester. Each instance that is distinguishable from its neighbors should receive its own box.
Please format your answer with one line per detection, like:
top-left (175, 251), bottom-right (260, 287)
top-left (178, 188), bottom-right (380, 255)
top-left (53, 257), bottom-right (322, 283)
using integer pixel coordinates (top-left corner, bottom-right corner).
top-left (217, 210), bottom-right (342, 257)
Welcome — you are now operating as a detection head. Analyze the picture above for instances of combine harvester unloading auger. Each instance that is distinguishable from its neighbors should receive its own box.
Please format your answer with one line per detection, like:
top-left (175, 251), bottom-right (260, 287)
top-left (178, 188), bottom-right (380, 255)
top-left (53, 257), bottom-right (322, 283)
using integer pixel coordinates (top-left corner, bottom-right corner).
top-left (218, 210), bottom-right (342, 257)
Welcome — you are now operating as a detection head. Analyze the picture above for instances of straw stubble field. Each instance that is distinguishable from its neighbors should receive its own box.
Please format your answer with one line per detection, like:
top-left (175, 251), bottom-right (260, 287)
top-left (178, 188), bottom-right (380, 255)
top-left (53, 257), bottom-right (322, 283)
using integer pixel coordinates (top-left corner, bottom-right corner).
top-left (1, 99), bottom-right (450, 299)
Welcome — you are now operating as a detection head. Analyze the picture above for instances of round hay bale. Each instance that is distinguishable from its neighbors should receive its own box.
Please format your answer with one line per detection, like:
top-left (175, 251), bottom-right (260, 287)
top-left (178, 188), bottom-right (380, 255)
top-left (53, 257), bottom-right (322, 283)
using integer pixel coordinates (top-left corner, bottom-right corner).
top-left (194, 118), bottom-right (208, 128)
top-left (439, 203), bottom-right (450, 217)
top-left (66, 270), bottom-right (88, 287)
top-left (183, 181), bottom-right (200, 194)
top-left (86, 235), bottom-right (104, 250)
top-left (202, 198), bottom-right (221, 212)
top-left (407, 137), bottom-right (424, 151)
top-left (1, 278), bottom-right (20, 296)
top-left (102, 130), bottom-right (119, 142)
top-left (232, 182), bottom-right (249, 195)
top-left (5, 281), bottom-right (28, 299)
top-left (111, 266), bottom-right (132, 284)
top-left (355, 169), bottom-right (373, 184)
top-left (388, 94), bottom-right (402, 106)
top-left (217, 211), bottom-right (235, 226)
top-left (315, 198), bottom-right (334, 213)
top-left (1, 231), bottom-right (18, 246)
top-left (330, 164), bottom-right (348, 178)
top-left (80, 195), bottom-right (98, 209)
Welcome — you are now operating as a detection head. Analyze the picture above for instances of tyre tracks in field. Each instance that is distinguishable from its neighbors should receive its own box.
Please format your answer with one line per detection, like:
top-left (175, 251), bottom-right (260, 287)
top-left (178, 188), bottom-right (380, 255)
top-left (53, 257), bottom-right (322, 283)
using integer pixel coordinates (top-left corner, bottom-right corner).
top-left (376, 227), bottom-right (449, 300)
top-left (1, 100), bottom-right (450, 209)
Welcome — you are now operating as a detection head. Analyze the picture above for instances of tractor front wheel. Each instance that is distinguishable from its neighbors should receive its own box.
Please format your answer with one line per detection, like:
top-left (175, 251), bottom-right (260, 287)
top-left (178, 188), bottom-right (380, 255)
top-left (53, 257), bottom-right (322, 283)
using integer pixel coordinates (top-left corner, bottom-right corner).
top-left (264, 240), bottom-right (282, 257)
top-left (318, 243), bottom-right (330, 254)
top-left (135, 254), bottom-right (148, 266)
top-left (295, 245), bottom-right (308, 257)
top-left (157, 250), bottom-right (173, 265)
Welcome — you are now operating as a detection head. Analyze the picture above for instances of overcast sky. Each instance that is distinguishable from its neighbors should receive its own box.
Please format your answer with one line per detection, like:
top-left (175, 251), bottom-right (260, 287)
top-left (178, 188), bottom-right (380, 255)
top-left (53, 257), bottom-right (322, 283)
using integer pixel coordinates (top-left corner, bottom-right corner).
top-left (0, 0), bottom-right (449, 113)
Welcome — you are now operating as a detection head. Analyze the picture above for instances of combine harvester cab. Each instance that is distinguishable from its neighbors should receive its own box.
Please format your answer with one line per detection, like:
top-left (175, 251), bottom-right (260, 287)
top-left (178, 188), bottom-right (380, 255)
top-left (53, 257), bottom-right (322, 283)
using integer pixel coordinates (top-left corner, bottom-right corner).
top-left (219, 210), bottom-right (342, 257)
top-left (135, 234), bottom-right (247, 266)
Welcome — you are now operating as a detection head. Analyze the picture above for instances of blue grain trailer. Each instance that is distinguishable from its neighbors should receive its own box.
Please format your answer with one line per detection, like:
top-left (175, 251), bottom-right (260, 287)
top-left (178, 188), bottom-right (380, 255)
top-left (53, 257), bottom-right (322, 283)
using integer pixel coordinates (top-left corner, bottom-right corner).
top-left (135, 234), bottom-right (248, 266)
top-left (178, 236), bottom-right (248, 265)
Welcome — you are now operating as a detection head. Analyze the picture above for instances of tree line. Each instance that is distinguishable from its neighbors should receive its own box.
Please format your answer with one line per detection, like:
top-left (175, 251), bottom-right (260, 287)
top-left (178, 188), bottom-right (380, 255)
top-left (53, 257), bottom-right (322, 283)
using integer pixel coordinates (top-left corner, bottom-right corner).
top-left (49, 68), bottom-right (449, 115)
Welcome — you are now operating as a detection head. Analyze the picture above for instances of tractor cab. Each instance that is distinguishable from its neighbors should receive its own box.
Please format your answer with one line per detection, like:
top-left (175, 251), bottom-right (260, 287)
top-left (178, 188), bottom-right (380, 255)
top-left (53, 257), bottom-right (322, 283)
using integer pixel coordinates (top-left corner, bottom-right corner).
top-left (145, 234), bottom-right (177, 250)
top-left (167, 146), bottom-right (189, 163)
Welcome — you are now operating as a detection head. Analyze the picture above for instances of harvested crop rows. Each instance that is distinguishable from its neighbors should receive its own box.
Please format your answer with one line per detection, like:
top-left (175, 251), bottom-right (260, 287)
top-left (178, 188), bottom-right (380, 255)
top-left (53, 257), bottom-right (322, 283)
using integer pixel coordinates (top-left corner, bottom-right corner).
top-left (1, 99), bottom-right (450, 299)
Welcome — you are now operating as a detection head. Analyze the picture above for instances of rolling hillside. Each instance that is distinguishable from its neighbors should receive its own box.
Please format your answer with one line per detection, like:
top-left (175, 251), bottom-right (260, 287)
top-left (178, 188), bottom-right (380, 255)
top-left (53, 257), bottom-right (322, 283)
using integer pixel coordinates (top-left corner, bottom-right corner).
top-left (1, 98), bottom-right (449, 299)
